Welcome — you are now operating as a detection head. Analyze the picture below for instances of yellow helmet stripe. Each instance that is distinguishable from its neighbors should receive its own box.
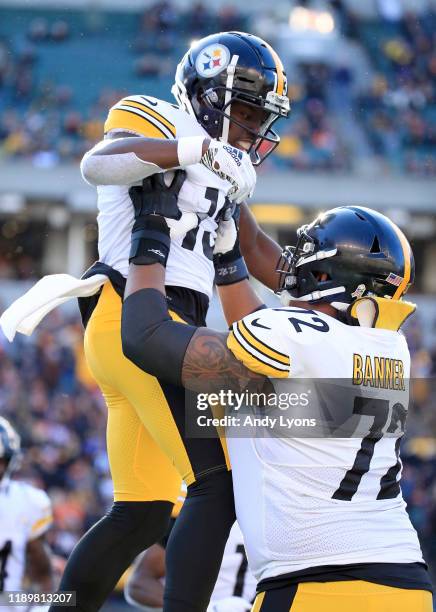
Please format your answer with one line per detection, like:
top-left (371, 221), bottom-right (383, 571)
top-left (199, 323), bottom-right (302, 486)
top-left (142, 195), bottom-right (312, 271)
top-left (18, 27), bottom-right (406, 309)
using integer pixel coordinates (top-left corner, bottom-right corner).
top-left (264, 42), bottom-right (285, 95)
top-left (388, 221), bottom-right (412, 299)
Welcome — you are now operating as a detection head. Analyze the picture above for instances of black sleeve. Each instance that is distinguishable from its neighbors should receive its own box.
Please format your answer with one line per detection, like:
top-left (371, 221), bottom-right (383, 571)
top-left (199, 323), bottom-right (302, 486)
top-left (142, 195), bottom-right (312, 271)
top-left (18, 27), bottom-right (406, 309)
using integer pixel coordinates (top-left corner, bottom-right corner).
top-left (121, 288), bottom-right (197, 387)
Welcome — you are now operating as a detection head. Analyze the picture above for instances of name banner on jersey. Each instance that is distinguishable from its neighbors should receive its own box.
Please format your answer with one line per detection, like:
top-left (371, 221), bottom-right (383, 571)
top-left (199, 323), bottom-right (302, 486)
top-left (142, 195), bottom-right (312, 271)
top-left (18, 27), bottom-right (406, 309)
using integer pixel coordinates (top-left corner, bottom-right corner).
top-left (184, 377), bottom-right (411, 439)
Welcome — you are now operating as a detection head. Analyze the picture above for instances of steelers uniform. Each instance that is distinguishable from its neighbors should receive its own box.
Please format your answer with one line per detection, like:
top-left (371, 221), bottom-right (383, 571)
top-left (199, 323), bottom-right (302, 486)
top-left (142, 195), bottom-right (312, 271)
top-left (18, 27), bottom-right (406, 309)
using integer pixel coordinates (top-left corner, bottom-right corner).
top-left (225, 299), bottom-right (433, 611)
top-left (84, 94), bottom-right (232, 502)
top-left (0, 480), bottom-right (52, 597)
top-left (210, 521), bottom-right (256, 605)
top-left (141, 521), bottom-right (257, 606)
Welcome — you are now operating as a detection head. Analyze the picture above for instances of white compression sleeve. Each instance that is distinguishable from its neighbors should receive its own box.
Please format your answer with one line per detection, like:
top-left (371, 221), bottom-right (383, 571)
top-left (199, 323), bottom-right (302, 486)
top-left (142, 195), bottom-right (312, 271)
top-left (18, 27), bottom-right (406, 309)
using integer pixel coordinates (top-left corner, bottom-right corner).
top-left (80, 139), bottom-right (164, 186)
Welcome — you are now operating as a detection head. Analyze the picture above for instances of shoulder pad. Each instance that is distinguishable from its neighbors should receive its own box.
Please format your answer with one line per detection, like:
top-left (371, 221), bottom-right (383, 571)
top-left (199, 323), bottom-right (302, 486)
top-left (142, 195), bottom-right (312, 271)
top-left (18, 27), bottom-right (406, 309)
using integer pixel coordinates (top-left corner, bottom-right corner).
top-left (227, 309), bottom-right (291, 378)
top-left (22, 484), bottom-right (53, 539)
top-left (105, 94), bottom-right (176, 139)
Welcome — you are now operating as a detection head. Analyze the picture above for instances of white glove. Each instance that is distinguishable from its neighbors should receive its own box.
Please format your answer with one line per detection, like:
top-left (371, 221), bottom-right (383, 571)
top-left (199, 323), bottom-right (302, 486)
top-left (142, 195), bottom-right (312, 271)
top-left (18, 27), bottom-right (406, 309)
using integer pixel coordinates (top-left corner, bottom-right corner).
top-left (213, 217), bottom-right (238, 255)
top-left (177, 136), bottom-right (256, 204)
top-left (201, 140), bottom-right (256, 204)
top-left (207, 596), bottom-right (252, 612)
top-left (166, 211), bottom-right (198, 239)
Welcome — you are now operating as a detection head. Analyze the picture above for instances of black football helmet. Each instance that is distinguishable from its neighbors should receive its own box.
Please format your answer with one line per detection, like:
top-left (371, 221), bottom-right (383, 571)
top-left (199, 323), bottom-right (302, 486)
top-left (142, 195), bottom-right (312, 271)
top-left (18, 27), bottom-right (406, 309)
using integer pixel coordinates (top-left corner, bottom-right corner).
top-left (277, 206), bottom-right (414, 309)
top-left (0, 416), bottom-right (21, 484)
top-left (172, 31), bottom-right (290, 164)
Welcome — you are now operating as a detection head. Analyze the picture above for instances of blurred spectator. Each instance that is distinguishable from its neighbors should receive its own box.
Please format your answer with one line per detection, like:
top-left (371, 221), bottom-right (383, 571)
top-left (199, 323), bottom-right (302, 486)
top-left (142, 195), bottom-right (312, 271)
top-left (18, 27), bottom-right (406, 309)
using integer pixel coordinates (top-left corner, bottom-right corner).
top-left (0, 38), bottom-right (11, 87)
top-left (186, 1), bottom-right (213, 37)
top-left (50, 20), bottom-right (70, 43)
top-left (218, 5), bottom-right (246, 31)
top-left (27, 18), bottom-right (49, 43)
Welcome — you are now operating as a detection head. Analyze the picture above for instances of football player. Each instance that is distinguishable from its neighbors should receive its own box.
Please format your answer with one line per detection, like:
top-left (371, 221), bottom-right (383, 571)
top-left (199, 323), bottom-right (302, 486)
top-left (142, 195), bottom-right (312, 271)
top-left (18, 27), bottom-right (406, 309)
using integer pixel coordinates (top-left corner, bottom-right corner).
top-left (121, 202), bottom-right (433, 612)
top-left (52, 31), bottom-right (289, 612)
top-left (0, 417), bottom-right (54, 608)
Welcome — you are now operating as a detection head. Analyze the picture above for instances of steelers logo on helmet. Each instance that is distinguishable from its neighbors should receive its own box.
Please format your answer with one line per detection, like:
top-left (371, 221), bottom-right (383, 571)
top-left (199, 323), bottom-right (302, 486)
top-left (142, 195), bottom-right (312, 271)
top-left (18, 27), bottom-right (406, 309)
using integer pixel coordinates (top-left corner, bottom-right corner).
top-left (195, 44), bottom-right (231, 78)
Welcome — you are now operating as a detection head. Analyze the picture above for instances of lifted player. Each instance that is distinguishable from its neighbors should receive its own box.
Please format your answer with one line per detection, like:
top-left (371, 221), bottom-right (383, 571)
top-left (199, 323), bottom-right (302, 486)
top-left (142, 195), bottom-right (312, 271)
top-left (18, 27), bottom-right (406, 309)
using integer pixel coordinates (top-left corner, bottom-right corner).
top-left (60, 31), bottom-right (288, 612)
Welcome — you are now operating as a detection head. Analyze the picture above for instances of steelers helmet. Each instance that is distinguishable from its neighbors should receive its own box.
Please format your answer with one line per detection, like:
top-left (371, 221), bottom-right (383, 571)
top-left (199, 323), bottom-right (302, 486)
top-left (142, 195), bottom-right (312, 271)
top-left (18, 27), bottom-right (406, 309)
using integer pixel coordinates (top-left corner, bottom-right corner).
top-left (277, 206), bottom-right (414, 309)
top-left (172, 31), bottom-right (290, 164)
top-left (0, 416), bottom-right (21, 483)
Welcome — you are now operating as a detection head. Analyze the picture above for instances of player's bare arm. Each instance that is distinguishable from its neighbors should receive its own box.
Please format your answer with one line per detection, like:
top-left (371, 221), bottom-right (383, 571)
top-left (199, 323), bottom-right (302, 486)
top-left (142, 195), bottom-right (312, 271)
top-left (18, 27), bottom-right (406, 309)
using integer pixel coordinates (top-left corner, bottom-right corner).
top-left (182, 326), bottom-right (266, 394)
top-left (239, 202), bottom-right (283, 292)
top-left (216, 279), bottom-right (264, 326)
top-left (80, 117), bottom-right (256, 203)
top-left (83, 135), bottom-right (210, 170)
top-left (25, 535), bottom-right (54, 591)
top-left (125, 546), bottom-right (166, 608)
top-left (212, 201), bottom-right (279, 324)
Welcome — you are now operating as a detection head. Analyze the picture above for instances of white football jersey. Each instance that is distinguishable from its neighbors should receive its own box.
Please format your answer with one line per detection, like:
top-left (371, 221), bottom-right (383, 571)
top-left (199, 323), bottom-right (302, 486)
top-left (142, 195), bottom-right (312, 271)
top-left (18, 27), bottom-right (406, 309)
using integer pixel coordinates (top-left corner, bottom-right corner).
top-left (0, 480), bottom-right (52, 591)
top-left (210, 522), bottom-right (256, 604)
top-left (226, 305), bottom-right (424, 582)
top-left (96, 95), bottom-right (232, 299)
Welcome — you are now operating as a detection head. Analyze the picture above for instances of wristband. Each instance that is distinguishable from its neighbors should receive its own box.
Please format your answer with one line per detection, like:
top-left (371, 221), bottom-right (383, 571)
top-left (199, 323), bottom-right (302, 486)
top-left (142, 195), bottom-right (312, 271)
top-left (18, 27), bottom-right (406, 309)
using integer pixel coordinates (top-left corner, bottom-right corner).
top-left (177, 136), bottom-right (205, 167)
top-left (129, 216), bottom-right (171, 266)
top-left (214, 256), bottom-right (249, 286)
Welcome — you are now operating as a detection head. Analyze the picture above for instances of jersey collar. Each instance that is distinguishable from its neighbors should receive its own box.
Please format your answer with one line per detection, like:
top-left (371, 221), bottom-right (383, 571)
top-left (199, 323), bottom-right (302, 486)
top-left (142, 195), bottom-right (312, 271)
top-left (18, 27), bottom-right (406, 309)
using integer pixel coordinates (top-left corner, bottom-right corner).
top-left (348, 296), bottom-right (416, 331)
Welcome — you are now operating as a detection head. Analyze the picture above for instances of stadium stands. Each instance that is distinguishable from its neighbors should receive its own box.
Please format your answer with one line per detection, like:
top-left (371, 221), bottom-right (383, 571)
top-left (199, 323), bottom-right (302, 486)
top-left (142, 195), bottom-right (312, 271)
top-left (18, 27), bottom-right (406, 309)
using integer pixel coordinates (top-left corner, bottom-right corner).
top-left (0, 2), bottom-right (433, 174)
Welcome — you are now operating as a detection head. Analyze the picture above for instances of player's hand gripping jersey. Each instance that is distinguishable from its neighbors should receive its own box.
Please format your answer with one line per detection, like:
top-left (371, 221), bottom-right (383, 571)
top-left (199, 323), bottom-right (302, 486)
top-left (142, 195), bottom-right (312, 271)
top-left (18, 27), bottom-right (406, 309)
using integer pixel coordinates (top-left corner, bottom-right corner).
top-left (0, 481), bottom-right (52, 592)
top-left (226, 300), bottom-right (424, 582)
top-left (97, 95), bottom-right (234, 298)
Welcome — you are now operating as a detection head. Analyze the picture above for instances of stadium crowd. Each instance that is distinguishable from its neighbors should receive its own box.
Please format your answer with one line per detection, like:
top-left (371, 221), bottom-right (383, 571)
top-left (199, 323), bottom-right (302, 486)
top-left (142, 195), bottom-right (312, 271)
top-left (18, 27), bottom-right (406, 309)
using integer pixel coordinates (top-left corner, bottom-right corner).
top-left (0, 1), bottom-right (434, 174)
top-left (0, 309), bottom-right (109, 563)
top-left (0, 301), bottom-right (435, 589)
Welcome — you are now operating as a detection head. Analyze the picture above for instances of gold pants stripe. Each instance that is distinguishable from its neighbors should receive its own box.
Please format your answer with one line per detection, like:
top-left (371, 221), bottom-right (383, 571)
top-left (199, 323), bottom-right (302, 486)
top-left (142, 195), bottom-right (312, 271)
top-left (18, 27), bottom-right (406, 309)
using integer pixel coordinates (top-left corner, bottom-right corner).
top-left (253, 580), bottom-right (433, 612)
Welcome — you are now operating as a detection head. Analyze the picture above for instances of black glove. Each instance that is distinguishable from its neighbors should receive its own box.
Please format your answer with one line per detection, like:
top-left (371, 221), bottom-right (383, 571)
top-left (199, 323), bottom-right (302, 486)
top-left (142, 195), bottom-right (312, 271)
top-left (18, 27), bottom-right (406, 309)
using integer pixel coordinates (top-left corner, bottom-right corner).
top-left (128, 171), bottom-right (186, 221)
top-left (213, 205), bottom-right (249, 286)
top-left (128, 170), bottom-right (186, 266)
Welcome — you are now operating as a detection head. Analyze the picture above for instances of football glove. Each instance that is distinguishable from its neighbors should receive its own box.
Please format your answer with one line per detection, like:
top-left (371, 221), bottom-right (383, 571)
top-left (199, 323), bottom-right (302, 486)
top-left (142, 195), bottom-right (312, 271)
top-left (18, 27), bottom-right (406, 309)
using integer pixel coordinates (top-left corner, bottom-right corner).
top-left (128, 170), bottom-right (197, 265)
top-left (201, 140), bottom-right (256, 204)
top-left (206, 596), bottom-right (252, 612)
top-left (214, 216), bottom-right (238, 256)
top-left (213, 205), bottom-right (249, 286)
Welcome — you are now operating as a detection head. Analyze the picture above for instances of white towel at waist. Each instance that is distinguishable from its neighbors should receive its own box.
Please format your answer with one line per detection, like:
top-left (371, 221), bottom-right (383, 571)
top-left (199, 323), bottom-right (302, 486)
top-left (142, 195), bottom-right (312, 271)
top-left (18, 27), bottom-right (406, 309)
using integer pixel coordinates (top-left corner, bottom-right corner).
top-left (0, 274), bottom-right (108, 342)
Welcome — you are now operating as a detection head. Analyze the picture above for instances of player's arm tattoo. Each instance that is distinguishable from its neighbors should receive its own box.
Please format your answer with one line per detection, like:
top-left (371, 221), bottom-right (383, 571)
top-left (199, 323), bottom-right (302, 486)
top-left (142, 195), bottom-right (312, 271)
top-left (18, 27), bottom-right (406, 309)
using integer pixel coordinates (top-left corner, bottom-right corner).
top-left (182, 328), bottom-right (268, 394)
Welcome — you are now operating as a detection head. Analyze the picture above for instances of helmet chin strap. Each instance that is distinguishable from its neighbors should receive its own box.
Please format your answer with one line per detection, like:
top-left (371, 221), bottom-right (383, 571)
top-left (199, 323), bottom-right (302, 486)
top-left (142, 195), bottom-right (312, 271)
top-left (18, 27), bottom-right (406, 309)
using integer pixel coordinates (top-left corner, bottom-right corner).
top-left (220, 54), bottom-right (239, 143)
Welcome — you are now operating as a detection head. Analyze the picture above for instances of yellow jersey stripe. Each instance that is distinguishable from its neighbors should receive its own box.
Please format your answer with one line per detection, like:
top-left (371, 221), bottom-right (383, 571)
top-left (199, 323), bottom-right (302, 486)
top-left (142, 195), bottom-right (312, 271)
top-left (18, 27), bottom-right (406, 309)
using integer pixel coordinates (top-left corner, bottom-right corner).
top-left (31, 514), bottom-right (53, 534)
top-left (104, 108), bottom-right (170, 139)
top-left (117, 105), bottom-right (174, 138)
top-left (252, 591), bottom-right (266, 612)
top-left (238, 320), bottom-right (290, 365)
top-left (228, 330), bottom-right (290, 378)
top-left (264, 42), bottom-right (285, 96)
top-left (123, 98), bottom-right (176, 136)
top-left (388, 222), bottom-right (412, 299)
top-left (114, 105), bottom-right (174, 138)
top-left (233, 323), bottom-right (290, 372)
